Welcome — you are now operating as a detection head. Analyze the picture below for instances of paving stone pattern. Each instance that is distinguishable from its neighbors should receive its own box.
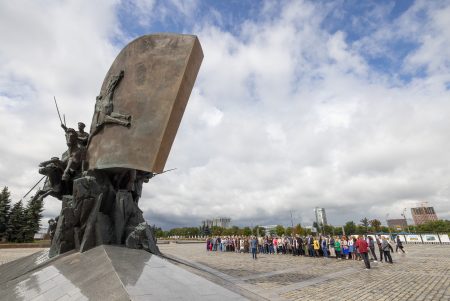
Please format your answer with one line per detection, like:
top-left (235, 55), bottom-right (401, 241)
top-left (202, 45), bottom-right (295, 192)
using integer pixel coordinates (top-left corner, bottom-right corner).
top-left (0, 248), bottom-right (47, 265)
top-left (159, 243), bottom-right (450, 301)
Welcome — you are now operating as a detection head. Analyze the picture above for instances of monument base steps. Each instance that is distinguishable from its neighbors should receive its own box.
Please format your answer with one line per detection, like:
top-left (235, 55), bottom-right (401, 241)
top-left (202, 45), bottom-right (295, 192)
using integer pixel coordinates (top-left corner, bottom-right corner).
top-left (0, 245), bottom-right (248, 300)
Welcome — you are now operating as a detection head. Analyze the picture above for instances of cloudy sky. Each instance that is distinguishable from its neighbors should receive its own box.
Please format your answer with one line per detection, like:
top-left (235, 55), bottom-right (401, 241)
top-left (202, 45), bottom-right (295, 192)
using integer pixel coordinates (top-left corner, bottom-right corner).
top-left (1, 0), bottom-right (450, 229)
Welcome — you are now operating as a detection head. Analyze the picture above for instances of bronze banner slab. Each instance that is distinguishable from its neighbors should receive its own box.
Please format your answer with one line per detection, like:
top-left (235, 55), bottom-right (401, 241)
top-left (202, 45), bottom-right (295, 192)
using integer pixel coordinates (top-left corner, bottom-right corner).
top-left (87, 34), bottom-right (203, 173)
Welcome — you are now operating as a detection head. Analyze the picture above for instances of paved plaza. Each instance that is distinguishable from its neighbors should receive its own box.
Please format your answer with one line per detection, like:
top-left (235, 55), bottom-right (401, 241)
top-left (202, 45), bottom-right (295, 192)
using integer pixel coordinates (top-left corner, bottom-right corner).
top-left (0, 248), bottom-right (47, 265)
top-left (159, 243), bottom-right (450, 301)
top-left (1, 244), bottom-right (449, 300)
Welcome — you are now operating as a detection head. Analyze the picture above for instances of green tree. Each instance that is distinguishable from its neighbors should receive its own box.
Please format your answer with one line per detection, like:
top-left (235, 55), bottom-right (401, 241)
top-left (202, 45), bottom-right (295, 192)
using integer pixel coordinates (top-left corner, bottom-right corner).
top-left (305, 227), bottom-right (312, 235)
top-left (369, 219), bottom-right (382, 232)
top-left (23, 195), bottom-right (44, 242)
top-left (0, 186), bottom-right (12, 240)
top-left (252, 226), bottom-right (265, 237)
top-left (285, 227), bottom-right (293, 235)
top-left (211, 226), bottom-right (224, 236)
top-left (416, 220), bottom-right (450, 233)
top-left (6, 200), bottom-right (26, 242)
top-left (168, 227), bottom-right (201, 237)
top-left (408, 225), bottom-right (417, 233)
top-left (380, 226), bottom-right (390, 233)
top-left (200, 225), bottom-right (211, 236)
top-left (275, 225), bottom-right (285, 236)
top-left (334, 226), bottom-right (343, 236)
top-left (323, 224), bottom-right (334, 235)
top-left (230, 225), bottom-right (240, 235)
top-left (222, 228), bottom-right (234, 236)
top-left (242, 226), bottom-right (252, 236)
top-left (154, 227), bottom-right (164, 238)
top-left (312, 221), bottom-right (319, 232)
top-left (344, 221), bottom-right (356, 235)
top-left (360, 217), bottom-right (369, 233)
top-left (355, 225), bottom-right (364, 235)
top-left (188, 227), bottom-right (200, 236)
top-left (294, 224), bottom-right (304, 235)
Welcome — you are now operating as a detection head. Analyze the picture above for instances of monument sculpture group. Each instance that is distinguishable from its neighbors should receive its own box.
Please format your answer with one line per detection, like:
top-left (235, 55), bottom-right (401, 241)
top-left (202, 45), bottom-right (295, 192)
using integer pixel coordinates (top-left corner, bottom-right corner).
top-left (35, 34), bottom-right (203, 258)
top-left (1, 34), bottom-right (249, 300)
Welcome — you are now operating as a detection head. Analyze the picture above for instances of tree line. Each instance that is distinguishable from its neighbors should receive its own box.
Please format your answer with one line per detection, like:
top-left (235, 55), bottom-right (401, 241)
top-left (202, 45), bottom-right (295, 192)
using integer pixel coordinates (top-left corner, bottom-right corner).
top-left (0, 187), bottom-right (44, 243)
top-left (155, 217), bottom-right (450, 238)
top-left (2, 183), bottom-right (448, 241)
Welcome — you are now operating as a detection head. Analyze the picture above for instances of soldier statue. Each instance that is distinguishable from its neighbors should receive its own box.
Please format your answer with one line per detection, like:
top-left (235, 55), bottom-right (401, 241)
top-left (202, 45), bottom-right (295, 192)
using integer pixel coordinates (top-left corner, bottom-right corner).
top-left (61, 121), bottom-right (89, 148)
top-left (48, 217), bottom-right (57, 241)
top-left (93, 70), bottom-right (131, 130)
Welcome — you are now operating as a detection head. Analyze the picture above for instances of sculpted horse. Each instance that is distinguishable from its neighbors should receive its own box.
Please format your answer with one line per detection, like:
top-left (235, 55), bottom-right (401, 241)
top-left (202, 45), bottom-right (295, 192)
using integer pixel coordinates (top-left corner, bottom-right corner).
top-left (31, 129), bottom-right (86, 204)
top-left (62, 128), bottom-right (85, 181)
top-left (30, 157), bottom-right (66, 202)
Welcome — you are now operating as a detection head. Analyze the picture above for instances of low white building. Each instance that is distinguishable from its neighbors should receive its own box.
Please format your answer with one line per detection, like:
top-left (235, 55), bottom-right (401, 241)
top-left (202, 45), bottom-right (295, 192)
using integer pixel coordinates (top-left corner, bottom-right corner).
top-left (34, 227), bottom-right (49, 240)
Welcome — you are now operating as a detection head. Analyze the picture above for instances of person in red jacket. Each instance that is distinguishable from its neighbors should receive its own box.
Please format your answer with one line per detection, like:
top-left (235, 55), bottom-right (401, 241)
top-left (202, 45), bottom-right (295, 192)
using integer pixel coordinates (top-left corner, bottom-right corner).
top-left (355, 235), bottom-right (371, 269)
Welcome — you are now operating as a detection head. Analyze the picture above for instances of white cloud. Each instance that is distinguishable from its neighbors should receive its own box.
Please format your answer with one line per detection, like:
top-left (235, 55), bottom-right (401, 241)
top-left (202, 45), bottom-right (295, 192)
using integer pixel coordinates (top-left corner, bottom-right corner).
top-left (0, 0), bottom-right (121, 223)
top-left (145, 0), bottom-right (450, 228)
top-left (122, 0), bottom-right (156, 26)
top-left (121, 0), bottom-right (199, 28)
top-left (200, 106), bottom-right (223, 127)
top-left (1, 0), bottom-right (450, 230)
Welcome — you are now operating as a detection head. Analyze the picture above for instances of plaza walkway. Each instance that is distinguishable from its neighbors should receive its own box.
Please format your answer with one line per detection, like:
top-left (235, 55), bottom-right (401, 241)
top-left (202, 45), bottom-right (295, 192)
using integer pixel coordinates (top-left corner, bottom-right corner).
top-left (0, 248), bottom-right (47, 265)
top-left (159, 243), bottom-right (450, 301)
top-left (1, 244), bottom-right (448, 300)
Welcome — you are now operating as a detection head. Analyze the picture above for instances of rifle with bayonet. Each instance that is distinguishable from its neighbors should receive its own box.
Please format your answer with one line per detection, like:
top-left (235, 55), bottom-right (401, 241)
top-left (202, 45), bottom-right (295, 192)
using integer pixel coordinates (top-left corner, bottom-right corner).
top-left (54, 96), bottom-right (67, 132)
top-left (153, 168), bottom-right (177, 176)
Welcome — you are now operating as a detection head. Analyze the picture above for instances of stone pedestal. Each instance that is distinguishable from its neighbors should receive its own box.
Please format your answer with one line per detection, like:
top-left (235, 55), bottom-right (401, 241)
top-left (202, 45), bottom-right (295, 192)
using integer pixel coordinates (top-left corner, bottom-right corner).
top-left (0, 245), bottom-right (248, 300)
top-left (49, 172), bottom-right (159, 258)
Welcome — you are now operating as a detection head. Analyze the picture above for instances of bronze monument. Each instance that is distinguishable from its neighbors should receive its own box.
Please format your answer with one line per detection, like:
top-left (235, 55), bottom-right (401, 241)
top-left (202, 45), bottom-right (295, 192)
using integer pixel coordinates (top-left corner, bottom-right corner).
top-left (35, 34), bottom-right (203, 257)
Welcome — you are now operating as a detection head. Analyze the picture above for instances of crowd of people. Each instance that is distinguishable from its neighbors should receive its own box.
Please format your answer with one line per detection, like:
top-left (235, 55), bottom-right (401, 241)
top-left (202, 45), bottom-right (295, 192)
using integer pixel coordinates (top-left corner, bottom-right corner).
top-left (206, 234), bottom-right (404, 269)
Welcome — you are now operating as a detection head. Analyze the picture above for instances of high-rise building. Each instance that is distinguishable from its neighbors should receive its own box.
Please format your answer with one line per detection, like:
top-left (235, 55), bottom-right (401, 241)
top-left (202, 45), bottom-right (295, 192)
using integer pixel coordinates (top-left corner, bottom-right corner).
top-left (202, 217), bottom-right (231, 228)
top-left (387, 219), bottom-right (407, 230)
top-left (411, 205), bottom-right (438, 225)
top-left (314, 207), bottom-right (327, 228)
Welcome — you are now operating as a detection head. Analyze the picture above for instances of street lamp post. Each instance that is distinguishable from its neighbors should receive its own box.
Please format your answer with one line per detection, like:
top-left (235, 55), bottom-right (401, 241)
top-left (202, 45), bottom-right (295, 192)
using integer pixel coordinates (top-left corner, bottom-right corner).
top-left (401, 208), bottom-right (411, 233)
top-left (386, 213), bottom-right (392, 238)
top-left (290, 210), bottom-right (294, 229)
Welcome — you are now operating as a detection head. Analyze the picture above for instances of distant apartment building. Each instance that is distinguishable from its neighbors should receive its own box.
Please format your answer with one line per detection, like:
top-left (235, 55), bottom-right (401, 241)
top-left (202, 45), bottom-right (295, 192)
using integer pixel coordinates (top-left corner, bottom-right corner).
top-left (202, 217), bottom-right (231, 228)
top-left (411, 206), bottom-right (438, 225)
top-left (314, 207), bottom-right (327, 228)
top-left (387, 219), bottom-right (408, 230)
top-left (262, 225), bottom-right (277, 235)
